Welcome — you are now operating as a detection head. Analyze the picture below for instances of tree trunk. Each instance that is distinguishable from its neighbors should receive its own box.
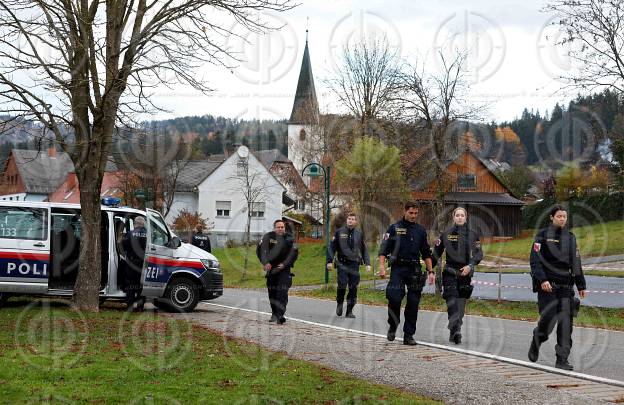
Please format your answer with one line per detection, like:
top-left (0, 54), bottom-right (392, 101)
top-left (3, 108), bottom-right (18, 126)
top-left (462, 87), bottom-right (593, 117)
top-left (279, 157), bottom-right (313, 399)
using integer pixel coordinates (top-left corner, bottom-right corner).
top-left (72, 174), bottom-right (104, 311)
top-left (242, 212), bottom-right (252, 281)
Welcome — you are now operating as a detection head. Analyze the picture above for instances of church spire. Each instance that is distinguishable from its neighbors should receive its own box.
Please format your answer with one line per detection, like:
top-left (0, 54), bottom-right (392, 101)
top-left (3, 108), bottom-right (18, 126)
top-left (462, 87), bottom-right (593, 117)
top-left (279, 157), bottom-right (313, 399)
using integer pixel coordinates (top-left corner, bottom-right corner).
top-left (289, 31), bottom-right (319, 125)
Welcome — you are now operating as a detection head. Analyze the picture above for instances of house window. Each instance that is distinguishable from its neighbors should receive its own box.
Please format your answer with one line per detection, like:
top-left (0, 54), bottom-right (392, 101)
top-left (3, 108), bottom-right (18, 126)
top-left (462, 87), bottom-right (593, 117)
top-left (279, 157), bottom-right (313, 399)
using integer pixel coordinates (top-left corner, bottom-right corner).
top-left (237, 160), bottom-right (247, 177)
top-left (251, 202), bottom-right (265, 219)
top-left (296, 200), bottom-right (306, 210)
top-left (458, 174), bottom-right (476, 189)
top-left (216, 201), bottom-right (231, 218)
top-left (299, 128), bottom-right (306, 141)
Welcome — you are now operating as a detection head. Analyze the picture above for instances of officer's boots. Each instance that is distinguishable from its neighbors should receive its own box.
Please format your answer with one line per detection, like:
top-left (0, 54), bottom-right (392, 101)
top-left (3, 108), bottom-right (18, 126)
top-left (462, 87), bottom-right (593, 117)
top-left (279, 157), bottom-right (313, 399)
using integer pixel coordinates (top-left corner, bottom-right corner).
top-left (269, 314), bottom-right (278, 323)
top-left (528, 337), bottom-right (540, 362)
top-left (403, 335), bottom-right (417, 346)
top-left (555, 356), bottom-right (573, 371)
top-left (336, 302), bottom-right (343, 316)
top-left (450, 331), bottom-right (462, 344)
top-left (345, 304), bottom-right (355, 318)
top-left (387, 327), bottom-right (396, 341)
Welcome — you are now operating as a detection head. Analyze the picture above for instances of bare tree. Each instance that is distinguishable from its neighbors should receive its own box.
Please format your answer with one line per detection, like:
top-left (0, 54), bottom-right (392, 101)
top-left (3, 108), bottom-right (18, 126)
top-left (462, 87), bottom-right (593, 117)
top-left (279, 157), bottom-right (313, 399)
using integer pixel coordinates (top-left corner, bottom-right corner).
top-left (230, 152), bottom-right (275, 280)
top-left (0, 0), bottom-right (295, 310)
top-left (546, 0), bottom-right (624, 92)
top-left (399, 50), bottom-right (481, 232)
top-left (325, 36), bottom-right (402, 137)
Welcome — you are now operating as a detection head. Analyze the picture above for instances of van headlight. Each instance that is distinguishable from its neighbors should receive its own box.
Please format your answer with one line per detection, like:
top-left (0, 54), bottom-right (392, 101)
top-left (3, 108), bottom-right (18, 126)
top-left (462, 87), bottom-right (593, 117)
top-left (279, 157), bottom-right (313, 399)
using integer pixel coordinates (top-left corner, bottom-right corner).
top-left (201, 259), bottom-right (220, 272)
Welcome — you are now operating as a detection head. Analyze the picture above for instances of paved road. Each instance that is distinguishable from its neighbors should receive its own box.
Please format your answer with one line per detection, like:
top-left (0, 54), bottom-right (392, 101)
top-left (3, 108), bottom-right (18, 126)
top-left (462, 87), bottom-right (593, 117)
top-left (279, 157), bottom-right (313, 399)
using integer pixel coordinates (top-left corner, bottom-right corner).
top-left (213, 288), bottom-right (624, 383)
top-left (367, 272), bottom-right (624, 308)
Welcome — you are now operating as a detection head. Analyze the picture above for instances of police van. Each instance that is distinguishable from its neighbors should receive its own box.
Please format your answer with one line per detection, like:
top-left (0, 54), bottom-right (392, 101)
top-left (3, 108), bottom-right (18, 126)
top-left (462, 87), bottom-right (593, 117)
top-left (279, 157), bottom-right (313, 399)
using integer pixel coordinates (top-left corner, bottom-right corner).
top-left (0, 199), bottom-right (223, 312)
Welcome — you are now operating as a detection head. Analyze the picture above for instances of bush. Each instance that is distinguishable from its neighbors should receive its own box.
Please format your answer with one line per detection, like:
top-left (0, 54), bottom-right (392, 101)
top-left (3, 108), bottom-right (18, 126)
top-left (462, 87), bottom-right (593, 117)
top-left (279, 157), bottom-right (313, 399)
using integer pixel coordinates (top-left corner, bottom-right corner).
top-left (225, 238), bottom-right (239, 248)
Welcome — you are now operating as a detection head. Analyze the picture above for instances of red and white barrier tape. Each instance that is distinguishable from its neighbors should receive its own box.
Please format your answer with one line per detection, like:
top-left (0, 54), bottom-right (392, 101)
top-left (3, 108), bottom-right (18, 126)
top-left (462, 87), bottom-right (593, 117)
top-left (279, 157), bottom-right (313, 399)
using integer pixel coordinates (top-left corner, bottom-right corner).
top-left (471, 280), bottom-right (624, 294)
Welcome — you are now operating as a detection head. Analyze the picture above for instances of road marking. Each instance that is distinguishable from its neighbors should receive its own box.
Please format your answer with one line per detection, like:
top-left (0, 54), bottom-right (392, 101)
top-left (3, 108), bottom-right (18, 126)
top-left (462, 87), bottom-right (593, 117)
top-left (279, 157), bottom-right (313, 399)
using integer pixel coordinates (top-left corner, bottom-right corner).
top-left (204, 301), bottom-right (624, 389)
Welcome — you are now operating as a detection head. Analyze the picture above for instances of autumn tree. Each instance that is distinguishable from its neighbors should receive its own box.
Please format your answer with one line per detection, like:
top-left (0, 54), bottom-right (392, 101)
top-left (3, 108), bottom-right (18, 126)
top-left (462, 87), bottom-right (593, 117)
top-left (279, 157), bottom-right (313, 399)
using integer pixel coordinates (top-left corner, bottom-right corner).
top-left (0, 0), bottom-right (295, 310)
top-left (172, 209), bottom-right (213, 243)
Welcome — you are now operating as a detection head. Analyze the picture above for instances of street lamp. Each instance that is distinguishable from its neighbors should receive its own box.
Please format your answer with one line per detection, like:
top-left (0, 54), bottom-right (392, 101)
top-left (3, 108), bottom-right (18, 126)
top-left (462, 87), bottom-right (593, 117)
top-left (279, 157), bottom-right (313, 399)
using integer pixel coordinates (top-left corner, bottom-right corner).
top-left (302, 162), bottom-right (331, 287)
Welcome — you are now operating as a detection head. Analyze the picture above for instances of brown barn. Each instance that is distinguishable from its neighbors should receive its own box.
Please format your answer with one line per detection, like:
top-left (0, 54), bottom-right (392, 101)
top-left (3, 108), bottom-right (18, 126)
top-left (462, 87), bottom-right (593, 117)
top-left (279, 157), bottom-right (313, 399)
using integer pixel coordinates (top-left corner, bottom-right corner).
top-left (410, 149), bottom-right (524, 237)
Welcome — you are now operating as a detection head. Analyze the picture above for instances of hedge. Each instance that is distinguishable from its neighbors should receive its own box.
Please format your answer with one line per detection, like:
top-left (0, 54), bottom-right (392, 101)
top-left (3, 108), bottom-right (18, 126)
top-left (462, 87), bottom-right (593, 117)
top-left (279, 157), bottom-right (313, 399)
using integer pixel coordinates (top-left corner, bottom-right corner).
top-left (521, 193), bottom-right (624, 230)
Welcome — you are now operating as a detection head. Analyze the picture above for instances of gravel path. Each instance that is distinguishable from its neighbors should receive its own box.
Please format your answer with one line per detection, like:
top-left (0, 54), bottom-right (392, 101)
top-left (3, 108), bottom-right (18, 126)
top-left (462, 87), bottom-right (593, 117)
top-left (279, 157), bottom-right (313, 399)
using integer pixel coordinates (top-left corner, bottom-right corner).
top-left (172, 302), bottom-right (610, 404)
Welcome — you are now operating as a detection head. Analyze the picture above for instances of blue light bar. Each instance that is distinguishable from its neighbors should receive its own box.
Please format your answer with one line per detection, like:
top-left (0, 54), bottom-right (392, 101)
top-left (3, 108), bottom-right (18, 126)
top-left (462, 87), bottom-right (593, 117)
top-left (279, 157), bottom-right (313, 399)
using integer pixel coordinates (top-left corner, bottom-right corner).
top-left (101, 197), bottom-right (121, 207)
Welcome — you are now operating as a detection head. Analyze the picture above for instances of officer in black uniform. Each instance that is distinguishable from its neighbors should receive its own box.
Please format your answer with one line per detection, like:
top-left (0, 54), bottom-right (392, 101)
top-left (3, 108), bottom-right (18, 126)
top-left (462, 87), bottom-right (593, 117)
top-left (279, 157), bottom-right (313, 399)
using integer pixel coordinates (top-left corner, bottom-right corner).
top-left (257, 219), bottom-right (299, 324)
top-left (379, 202), bottom-right (435, 345)
top-left (191, 224), bottom-right (212, 253)
top-left (528, 205), bottom-right (587, 370)
top-left (123, 215), bottom-right (147, 311)
top-left (326, 212), bottom-right (371, 318)
top-left (432, 207), bottom-right (483, 344)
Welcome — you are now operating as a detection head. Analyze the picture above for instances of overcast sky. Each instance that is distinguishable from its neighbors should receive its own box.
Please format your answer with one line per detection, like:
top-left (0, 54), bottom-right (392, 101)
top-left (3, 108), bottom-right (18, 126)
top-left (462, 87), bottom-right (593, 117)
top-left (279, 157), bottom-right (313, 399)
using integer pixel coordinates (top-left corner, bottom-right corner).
top-left (152, 0), bottom-right (581, 124)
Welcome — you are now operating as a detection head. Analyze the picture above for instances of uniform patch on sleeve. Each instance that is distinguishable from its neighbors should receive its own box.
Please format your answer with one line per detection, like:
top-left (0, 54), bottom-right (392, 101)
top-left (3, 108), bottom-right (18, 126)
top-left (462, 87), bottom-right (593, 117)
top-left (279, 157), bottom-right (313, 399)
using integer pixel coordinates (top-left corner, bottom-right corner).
top-left (475, 241), bottom-right (481, 248)
top-left (383, 233), bottom-right (390, 240)
top-left (435, 239), bottom-right (441, 246)
top-left (533, 242), bottom-right (541, 252)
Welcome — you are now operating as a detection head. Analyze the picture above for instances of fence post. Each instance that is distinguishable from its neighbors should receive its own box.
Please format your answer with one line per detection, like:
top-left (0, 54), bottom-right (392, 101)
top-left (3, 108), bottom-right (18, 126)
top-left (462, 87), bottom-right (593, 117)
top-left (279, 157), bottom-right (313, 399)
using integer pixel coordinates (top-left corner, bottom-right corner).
top-left (497, 259), bottom-right (502, 303)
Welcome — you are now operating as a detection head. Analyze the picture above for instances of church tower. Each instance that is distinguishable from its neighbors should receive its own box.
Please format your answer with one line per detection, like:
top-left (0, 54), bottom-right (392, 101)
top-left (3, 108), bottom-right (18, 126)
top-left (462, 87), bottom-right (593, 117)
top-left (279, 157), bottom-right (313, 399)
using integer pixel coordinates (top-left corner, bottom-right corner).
top-left (288, 31), bottom-right (319, 173)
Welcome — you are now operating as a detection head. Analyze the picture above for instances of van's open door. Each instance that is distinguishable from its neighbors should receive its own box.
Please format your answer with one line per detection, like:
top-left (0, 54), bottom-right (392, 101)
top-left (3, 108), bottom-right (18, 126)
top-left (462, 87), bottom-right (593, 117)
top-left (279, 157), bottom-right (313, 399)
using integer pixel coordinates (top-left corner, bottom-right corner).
top-left (141, 209), bottom-right (173, 298)
top-left (0, 205), bottom-right (50, 293)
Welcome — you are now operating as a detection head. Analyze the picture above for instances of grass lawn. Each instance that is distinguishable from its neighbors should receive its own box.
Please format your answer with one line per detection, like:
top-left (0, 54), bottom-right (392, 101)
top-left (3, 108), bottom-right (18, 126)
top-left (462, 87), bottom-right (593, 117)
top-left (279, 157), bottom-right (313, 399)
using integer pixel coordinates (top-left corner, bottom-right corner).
top-left (483, 220), bottom-right (624, 260)
top-left (214, 241), bottom-right (624, 289)
top-left (294, 287), bottom-right (624, 331)
top-left (215, 242), bottom-right (381, 288)
top-left (0, 298), bottom-right (436, 404)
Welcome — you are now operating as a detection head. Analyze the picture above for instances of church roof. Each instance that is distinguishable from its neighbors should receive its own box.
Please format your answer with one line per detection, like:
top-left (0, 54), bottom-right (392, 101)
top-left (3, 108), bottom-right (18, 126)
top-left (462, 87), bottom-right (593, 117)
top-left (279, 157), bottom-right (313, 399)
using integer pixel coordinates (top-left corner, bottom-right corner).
top-left (289, 37), bottom-right (319, 125)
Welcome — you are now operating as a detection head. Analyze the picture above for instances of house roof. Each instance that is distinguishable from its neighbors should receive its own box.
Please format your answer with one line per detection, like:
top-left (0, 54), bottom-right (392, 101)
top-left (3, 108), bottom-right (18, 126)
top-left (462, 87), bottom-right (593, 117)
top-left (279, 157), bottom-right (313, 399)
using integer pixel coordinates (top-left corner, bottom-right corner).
top-left (12, 149), bottom-right (74, 194)
top-left (406, 148), bottom-right (517, 196)
top-left (253, 149), bottom-right (290, 169)
top-left (443, 192), bottom-right (524, 206)
top-left (174, 160), bottom-right (224, 192)
top-left (289, 39), bottom-right (319, 125)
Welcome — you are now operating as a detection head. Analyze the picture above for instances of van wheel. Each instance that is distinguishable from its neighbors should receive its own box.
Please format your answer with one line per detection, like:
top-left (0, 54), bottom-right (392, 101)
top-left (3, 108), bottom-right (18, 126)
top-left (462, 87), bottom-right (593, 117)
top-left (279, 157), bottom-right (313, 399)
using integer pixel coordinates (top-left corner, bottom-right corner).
top-left (164, 277), bottom-right (199, 312)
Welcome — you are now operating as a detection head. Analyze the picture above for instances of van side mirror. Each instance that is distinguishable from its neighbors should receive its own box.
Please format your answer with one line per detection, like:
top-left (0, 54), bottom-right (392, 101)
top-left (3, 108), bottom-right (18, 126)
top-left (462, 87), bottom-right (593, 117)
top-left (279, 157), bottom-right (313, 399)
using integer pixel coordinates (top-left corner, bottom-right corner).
top-left (170, 236), bottom-right (181, 249)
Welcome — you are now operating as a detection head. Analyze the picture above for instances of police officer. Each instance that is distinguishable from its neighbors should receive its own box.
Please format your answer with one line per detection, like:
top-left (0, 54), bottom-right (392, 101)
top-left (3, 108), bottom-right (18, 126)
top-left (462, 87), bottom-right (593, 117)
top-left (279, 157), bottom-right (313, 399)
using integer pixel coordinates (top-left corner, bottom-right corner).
top-left (379, 202), bottom-right (435, 345)
top-left (528, 205), bottom-right (587, 370)
top-left (257, 220), bottom-right (299, 324)
top-left (432, 207), bottom-right (483, 344)
top-left (123, 216), bottom-right (147, 311)
top-left (326, 212), bottom-right (371, 318)
top-left (191, 224), bottom-right (212, 253)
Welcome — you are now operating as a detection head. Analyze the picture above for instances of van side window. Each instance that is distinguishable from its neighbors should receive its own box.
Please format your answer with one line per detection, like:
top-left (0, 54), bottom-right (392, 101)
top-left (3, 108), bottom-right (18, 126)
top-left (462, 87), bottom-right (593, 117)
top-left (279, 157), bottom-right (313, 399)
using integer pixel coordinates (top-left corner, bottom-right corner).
top-left (0, 207), bottom-right (47, 240)
top-left (148, 212), bottom-right (170, 247)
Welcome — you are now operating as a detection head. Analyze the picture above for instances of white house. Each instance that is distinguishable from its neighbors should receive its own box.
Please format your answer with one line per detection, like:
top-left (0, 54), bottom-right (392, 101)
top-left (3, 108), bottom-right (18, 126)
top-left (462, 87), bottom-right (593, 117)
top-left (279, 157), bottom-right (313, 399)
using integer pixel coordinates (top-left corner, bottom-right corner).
top-left (166, 145), bottom-right (286, 247)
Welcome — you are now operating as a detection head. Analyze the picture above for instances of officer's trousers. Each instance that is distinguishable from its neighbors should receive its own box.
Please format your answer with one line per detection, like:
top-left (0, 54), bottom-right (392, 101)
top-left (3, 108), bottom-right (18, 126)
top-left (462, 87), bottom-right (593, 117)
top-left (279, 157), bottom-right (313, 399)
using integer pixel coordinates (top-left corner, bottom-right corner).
top-left (385, 265), bottom-right (424, 337)
top-left (442, 271), bottom-right (471, 335)
top-left (266, 269), bottom-right (293, 320)
top-left (533, 287), bottom-right (574, 360)
top-left (336, 262), bottom-right (360, 312)
top-left (125, 259), bottom-right (144, 308)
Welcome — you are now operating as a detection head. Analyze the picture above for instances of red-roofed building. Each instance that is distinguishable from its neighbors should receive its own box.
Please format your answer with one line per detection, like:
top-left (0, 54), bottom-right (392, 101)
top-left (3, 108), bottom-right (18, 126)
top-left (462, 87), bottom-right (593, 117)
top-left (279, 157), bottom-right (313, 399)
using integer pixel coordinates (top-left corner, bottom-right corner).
top-left (48, 171), bottom-right (125, 203)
